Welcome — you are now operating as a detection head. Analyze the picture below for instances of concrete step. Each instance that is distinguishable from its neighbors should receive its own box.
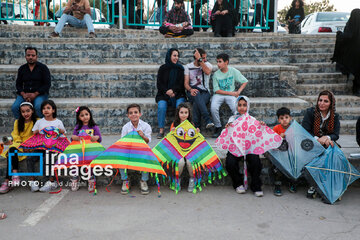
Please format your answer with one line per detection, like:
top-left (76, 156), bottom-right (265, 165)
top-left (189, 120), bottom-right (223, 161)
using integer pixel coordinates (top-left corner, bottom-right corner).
top-left (296, 83), bottom-right (352, 96)
top-left (340, 120), bottom-right (358, 134)
top-left (0, 64), bottom-right (299, 98)
top-left (297, 73), bottom-right (348, 84)
top-left (293, 63), bottom-right (337, 73)
top-left (299, 95), bottom-right (360, 108)
top-left (0, 24), bottom-right (293, 39)
top-left (289, 53), bottom-right (332, 64)
top-left (0, 38), bottom-right (290, 65)
top-left (289, 44), bottom-right (334, 54)
top-left (289, 34), bottom-right (335, 44)
top-left (0, 97), bottom-right (311, 135)
top-left (336, 107), bottom-right (360, 120)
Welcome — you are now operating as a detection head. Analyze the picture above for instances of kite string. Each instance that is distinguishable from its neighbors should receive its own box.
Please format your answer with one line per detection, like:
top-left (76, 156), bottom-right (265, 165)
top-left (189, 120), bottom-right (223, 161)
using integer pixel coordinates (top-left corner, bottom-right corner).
top-left (106, 168), bottom-right (119, 192)
top-left (306, 166), bottom-right (360, 177)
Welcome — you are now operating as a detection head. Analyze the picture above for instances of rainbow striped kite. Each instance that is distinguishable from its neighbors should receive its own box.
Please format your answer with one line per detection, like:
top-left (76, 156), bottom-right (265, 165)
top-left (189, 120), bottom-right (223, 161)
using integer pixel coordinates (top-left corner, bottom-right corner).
top-left (152, 120), bottom-right (227, 193)
top-left (90, 130), bottom-right (166, 175)
top-left (55, 135), bottom-right (106, 168)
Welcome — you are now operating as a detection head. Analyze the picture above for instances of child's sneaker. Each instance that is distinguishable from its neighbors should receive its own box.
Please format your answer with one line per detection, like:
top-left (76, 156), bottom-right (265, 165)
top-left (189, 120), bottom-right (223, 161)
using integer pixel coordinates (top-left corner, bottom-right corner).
top-left (70, 179), bottom-right (79, 192)
top-left (289, 184), bottom-right (297, 193)
top-left (273, 184), bottom-right (282, 196)
top-left (88, 179), bottom-right (95, 192)
top-left (140, 180), bottom-right (149, 195)
top-left (29, 181), bottom-right (40, 192)
top-left (187, 178), bottom-right (195, 193)
top-left (235, 185), bottom-right (246, 194)
top-left (39, 181), bottom-right (58, 192)
top-left (254, 191), bottom-right (264, 197)
top-left (12, 175), bottom-right (20, 186)
top-left (0, 181), bottom-right (10, 194)
top-left (307, 186), bottom-right (316, 199)
top-left (121, 180), bottom-right (128, 195)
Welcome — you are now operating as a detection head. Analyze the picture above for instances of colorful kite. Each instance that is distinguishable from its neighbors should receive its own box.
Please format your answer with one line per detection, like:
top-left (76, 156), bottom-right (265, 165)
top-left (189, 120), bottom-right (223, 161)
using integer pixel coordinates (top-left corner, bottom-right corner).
top-left (20, 126), bottom-right (70, 153)
top-left (304, 145), bottom-right (360, 204)
top-left (152, 120), bottom-right (227, 193)
top-left (90, 130), bottom-right (166, 194)
top-left (266, 121), bottom-right (325, 180)
top-left (215, 114), bottom-right (283, 157)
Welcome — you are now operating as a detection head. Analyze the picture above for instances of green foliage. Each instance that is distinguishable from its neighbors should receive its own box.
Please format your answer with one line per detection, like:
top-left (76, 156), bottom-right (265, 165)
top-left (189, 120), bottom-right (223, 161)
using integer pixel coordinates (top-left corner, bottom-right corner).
top-left (278, 0), bottom-right (336, 24)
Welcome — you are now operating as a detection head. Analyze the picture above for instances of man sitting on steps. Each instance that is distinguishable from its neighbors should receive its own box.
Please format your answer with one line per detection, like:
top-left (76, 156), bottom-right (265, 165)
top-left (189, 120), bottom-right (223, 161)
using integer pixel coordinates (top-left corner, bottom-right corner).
top-left (159, 0), bottom-right (194, 38)
top-left (49, 0), bottom-right (95, 38)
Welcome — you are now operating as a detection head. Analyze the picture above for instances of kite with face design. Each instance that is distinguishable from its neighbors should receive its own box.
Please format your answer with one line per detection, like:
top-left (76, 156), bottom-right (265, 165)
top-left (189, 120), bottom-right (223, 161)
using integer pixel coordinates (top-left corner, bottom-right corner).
top-left (153, 120), bottom-right (227, 193)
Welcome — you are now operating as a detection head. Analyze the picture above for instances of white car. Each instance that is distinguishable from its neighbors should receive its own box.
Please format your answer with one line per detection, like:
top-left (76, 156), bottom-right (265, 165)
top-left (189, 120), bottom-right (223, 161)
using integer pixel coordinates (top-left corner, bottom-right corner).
top-left (0, 3), bottom-right (34, 25)
top-left (301, 12), bottom-right (350, 34)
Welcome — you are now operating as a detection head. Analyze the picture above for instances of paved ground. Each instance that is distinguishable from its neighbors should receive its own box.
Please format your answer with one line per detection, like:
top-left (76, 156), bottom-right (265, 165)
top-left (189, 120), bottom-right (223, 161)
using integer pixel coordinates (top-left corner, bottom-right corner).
top-left (0, 134), bottom-right (359, 239)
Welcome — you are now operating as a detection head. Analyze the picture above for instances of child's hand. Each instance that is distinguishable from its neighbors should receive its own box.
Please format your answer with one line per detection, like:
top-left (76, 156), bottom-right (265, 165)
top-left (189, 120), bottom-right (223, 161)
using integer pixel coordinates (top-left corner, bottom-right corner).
top-left (259, 121), bottom-right (266, 126)
top-left (225, 123), bottom-right (232, 128)
top-left (280, 133), bottom-right (285, 138)
top-left (90, 136), bottom-right (99, 142)
top-left (33, 130), bottom-right (39, 135)
top-left (196, 128), bottom-right (200, 133)
top-left (72, 135), bottom-right (80, 141)
top-left (137, 130), bottom-right (145, 138)
top-left (59, 129), bottom-right (65, 134)
top-left (170, 127), bottom-right (175, 132)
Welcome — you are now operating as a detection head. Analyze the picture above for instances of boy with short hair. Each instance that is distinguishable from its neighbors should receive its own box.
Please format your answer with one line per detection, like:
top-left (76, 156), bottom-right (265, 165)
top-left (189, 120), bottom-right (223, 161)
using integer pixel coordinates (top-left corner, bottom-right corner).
top-left (210, 53), bottom-right (248, 138)
top-left (271, 107), bottom-right (296, 196)
top-left (120, 104), bottom-right (152, 195)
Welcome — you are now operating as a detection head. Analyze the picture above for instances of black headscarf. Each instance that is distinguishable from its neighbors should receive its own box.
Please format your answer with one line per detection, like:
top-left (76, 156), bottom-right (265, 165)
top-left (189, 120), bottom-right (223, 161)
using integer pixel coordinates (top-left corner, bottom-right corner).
top-left (165, 48), bottom-right (184, 89)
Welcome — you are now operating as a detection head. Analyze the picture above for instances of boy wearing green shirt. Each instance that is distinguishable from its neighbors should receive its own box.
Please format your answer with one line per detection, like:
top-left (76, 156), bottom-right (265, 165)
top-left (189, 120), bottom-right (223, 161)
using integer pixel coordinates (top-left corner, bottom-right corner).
top-left (210, 53), bottom-right (248, 138)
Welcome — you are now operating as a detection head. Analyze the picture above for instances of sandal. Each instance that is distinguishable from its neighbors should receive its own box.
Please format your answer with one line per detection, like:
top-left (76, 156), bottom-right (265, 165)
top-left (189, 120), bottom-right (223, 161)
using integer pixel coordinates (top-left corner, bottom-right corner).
top-left (0, 212), bottom-right (6, 220)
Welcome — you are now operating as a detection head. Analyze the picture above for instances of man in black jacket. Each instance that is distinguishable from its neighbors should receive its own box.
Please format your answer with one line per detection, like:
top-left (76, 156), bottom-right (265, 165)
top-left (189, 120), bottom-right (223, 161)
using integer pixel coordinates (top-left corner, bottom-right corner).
top-left (11, 47), bottom-right (51, 118)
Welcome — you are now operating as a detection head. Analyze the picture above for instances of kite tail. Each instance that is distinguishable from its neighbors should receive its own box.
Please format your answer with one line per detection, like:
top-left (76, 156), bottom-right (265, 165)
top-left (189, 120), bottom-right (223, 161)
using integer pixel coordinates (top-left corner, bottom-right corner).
top-left (81, 137), bottom-right (85, 165)
top-left (50, 170), bottom-right (62, 194)
top-left (175, 163), bottom-right (180, 194)
top-left (244, 159), bottom-right (248, 190)
top-left (196, 164), bottom-right (203, 193)
top-left (155, 173), bottom-right (161, 198)
top-left (106, 168), bottom-right (119, 192)
top-left (208, 169), bottom-right (212, 184)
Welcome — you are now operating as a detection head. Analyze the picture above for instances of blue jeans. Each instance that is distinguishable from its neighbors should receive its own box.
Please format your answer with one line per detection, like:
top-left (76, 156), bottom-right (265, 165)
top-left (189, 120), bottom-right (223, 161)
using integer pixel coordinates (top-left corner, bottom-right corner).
top-left (187, 91), bottom-right (212, 128)
top-left (12, 94), bottom-right (48, 119)
top-left (120, 169), bottom-right (149, 182)
top-left (55, 14), bottom-right (95, 34)
top-left (157, 97), bottom-right (185, 129)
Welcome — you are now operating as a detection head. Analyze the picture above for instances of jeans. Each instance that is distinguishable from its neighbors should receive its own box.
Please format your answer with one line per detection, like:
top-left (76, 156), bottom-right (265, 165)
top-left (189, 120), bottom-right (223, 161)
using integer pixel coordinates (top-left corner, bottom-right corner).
top-left (187, 91), bottom-right (212, 128)
top-left (157, 97), bottom-right (185, 129)
top-left (5, 147), bottom-right (19, 180)
top-left (55, 14), bottom-right (94, 34)
top-left (12, 94), bottom-right (48, 119)
top-left (210, 94), bottom-right (237, 128)
top-left (120, 169), bottom-right (149, 182)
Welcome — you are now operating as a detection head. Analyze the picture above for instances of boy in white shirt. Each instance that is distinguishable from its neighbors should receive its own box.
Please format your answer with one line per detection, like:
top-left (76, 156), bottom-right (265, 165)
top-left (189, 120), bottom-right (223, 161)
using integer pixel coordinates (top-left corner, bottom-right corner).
top-left (120, 103), bottom-right (152, 195)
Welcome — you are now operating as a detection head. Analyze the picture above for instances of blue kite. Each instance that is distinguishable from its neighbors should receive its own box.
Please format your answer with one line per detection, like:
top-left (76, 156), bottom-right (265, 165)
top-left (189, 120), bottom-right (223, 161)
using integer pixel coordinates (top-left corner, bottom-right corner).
top-left (266, 120), bottom-right (325, 180)
top-left (304, 145), bottom-right (360, 204)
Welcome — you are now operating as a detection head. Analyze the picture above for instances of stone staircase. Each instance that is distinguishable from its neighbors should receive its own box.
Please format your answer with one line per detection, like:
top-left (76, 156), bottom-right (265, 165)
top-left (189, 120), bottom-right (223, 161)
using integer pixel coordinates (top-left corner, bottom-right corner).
top-left (0, 25), bottom-right (359, 136)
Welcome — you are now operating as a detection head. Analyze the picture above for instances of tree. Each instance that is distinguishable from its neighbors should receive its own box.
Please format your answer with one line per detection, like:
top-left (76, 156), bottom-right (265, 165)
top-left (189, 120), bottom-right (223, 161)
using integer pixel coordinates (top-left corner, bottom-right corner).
top-left (278, 0), bottom-right (336, 24)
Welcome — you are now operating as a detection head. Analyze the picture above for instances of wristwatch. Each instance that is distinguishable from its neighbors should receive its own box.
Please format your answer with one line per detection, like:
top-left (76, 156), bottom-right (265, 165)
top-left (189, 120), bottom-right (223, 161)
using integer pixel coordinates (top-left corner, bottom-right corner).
top-left (198, 58), bottom-right (203, 62)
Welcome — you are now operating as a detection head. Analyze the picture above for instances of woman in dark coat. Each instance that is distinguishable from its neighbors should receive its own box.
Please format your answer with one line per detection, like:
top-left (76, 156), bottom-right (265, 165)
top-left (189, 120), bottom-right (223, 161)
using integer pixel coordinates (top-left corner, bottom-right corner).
top-left (332, 9), bottom-right (360, 96)
top-left (211, 0), bottom-right (235, 37)
top-left (285, 0), bottom-right (304, 34)
top-left (156, 48), bottom-right (186, 138)
top-left (302, 90), bottom-right (340, 199)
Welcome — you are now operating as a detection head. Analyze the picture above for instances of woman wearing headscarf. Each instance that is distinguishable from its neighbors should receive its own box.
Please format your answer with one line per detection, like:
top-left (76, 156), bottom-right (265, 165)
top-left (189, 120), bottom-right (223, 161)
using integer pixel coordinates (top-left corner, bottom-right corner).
top-left (302, 90), bottom-right (340, 198)
top-left (285, 0), bottom-right (304, 34)
top-left (211, 0), bottom-right (235, 37)
top-left (156, 48), bottom-right (186, 138)
top-left (332, 9), bottom-right (360, 96)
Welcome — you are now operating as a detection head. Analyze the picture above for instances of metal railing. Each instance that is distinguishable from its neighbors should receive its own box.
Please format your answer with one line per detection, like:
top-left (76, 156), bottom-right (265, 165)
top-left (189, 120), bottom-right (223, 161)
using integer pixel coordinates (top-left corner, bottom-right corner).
top-left (0, 0), bottom-right (277, 31)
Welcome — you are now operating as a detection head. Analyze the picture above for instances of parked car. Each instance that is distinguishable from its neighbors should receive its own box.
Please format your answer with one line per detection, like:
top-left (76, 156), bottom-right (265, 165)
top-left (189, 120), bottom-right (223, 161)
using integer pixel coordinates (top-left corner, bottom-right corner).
top-left (0, 3), bottom-right (34, 25)
top-left (301, 12), bottom-right (350, 34)
top-left (52, 7), bottom-right (110, 29)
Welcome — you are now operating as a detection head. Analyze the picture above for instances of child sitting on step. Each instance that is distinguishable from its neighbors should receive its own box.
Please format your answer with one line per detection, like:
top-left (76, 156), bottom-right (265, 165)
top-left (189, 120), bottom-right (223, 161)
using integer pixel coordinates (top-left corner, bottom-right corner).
top-left (120, 104), bottom-right (152, 195)
top-left (70, 106), bottom-right (102, 192)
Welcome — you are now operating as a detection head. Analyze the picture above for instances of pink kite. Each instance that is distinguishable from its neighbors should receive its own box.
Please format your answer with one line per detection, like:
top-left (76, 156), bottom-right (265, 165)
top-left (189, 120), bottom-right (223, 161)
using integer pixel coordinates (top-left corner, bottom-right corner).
top-left (215, 114), bottom-right (282, 157)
